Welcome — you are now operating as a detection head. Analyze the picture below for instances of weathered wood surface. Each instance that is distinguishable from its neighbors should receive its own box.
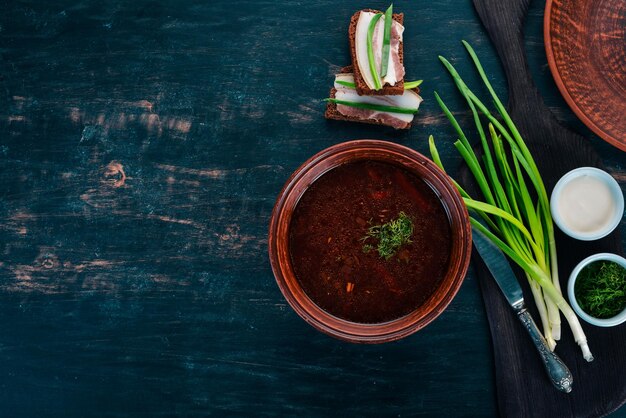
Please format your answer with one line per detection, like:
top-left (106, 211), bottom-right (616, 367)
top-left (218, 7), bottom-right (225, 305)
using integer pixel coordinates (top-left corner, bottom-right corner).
top-left (0, 0), bottom-right (623, 416)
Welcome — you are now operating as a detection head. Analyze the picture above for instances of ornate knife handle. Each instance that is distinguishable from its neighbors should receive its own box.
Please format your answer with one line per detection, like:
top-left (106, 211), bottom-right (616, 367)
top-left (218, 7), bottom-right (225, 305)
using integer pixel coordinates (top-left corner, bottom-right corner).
top-left (517, 307), bottom-right (573, 393)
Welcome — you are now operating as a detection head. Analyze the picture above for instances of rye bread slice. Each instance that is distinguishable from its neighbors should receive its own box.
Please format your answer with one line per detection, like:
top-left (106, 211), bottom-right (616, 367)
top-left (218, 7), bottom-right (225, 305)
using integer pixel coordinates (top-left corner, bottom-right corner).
top-left (324, 66), bottom-right (420, 130)
top-left (349, 9), bottom-right (405, 96)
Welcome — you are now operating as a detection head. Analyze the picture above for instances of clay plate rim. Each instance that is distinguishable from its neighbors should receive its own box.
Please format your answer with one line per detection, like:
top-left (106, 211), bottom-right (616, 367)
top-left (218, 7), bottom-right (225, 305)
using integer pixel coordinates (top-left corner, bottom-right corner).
top-left (544, 0), bottom-right (626, 151)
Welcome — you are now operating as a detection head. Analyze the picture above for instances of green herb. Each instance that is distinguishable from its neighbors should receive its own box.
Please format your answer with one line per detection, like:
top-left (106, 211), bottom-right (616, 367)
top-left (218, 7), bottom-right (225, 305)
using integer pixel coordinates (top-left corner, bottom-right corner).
top-left (336, 79), bottom-right (422, 90)
top-left (361, 212), bottom-right (413, 260)
top-left (428, 41), bottom-right (593, 361)
top-left (367, 13), bottom-right (383, 90)
top-left (380, 4), bottom-right (393, 78)
top-left (335, 80), bottom-right (357, 88)
top-left (403, 80), bottom-right (423, 89)
top-left (324, 98), bottom-right (418, 114)
top-left (575, 261), bottom-right (626, 319)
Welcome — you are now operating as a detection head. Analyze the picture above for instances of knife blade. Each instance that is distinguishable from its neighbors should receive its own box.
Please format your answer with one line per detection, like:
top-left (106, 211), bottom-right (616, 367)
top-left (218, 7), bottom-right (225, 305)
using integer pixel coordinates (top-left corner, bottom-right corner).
top-left (471, 224), bottom-right (524, 309)
top-left (471, 225), bottom-right (574, 393)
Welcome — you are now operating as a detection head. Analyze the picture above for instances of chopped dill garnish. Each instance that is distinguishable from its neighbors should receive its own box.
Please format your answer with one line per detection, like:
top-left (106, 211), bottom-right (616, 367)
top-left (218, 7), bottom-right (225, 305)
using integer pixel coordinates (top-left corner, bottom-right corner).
top-left (361, 212), bottom-right (414, 260)
top-left (575, 260), bottom-right (626, 319)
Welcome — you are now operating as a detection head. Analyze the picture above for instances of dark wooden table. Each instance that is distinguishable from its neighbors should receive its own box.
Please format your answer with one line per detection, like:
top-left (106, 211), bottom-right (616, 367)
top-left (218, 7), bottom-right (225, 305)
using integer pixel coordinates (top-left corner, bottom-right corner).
top-left (1, 1), bottom-right (624, 416)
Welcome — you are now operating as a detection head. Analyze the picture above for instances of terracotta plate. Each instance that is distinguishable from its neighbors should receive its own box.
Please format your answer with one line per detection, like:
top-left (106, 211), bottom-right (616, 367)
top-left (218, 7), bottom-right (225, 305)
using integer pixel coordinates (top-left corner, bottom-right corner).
top-left (545, 0), bottom-right (626, 151)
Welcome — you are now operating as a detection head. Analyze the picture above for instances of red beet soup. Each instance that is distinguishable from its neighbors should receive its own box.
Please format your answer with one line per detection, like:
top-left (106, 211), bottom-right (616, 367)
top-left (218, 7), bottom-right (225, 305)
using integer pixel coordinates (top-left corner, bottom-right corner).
top-left (289, 160), bottom-right (452, 323)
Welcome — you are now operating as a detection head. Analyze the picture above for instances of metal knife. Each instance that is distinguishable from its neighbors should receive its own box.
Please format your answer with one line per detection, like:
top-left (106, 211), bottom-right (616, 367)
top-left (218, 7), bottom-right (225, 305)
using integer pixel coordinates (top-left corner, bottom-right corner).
top-left (472, 226), bottom-right (573, 393)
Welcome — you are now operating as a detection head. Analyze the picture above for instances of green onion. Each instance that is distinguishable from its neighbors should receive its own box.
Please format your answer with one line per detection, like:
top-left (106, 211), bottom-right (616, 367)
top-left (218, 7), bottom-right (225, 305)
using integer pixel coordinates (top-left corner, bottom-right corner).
top-left (367, 13), bottom-right (383, 90)
top-left (335, 80), bottom-right (357, 88)
top-left (336, 79), bottom-right (422, 90)
top-left (403, 80), bottom-right (423, 89)
top-left (324, 98), bottom-right (417, 114)
top-left (458, 40), bottom-right (565, 340)
top-left (380, 4), bottom-right (393, 78)
top-left (429, 41), bottom-right (593, 362)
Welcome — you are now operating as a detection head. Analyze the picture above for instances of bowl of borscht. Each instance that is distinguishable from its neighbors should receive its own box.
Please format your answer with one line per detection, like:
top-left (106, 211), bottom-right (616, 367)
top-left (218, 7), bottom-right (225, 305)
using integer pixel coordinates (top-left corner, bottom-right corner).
top-left (268, 140), bottom-right (472, 343)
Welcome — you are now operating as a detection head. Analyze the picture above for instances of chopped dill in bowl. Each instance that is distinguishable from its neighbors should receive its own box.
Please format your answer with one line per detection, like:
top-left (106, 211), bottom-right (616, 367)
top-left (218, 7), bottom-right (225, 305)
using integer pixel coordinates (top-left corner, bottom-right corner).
top-left (361, 212), bottom-right (414, 260)
top-left (574, 260), bottom-right (626, 319)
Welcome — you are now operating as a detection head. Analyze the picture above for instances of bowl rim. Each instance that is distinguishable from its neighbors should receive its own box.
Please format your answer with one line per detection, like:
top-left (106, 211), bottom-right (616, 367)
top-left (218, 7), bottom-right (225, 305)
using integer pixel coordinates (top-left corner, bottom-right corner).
top-left (549, 167), bottom-right (624, 241)
top-left (267, 140), bottom-right (472, 343)
top-left (567, 252), bottom-right (626, 327)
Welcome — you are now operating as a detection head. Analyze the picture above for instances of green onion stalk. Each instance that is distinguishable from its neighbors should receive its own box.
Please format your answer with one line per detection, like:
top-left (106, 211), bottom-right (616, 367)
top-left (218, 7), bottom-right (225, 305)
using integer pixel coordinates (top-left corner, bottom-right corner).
top-left (324, 98), bottom-right (418, 114)
top-left (335, 79), bottom-right (422, 90)
top-left (367, 13), bottom-right (383, 90)
top-left (429, 41), bottom-right (592, 362)
top-left (367, 4), bottom-right (394, 89)
top-left (380, 4), bottom-right (393, 78)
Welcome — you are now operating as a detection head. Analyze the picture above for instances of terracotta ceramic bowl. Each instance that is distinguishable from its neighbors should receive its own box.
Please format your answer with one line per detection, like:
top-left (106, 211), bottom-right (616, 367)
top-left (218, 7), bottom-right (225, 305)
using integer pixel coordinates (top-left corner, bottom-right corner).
top-left (268, 140), bottom-right (472, 343)
top-left (544, 0), bottom-right (626, 151)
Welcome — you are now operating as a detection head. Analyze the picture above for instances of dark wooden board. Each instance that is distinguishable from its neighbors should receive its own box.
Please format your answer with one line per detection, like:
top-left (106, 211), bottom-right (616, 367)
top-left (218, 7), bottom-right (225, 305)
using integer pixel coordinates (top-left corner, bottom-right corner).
top-left (456, 0), bottom-right (626, 416)
top-left (0, 0), bottom-right (624, 416)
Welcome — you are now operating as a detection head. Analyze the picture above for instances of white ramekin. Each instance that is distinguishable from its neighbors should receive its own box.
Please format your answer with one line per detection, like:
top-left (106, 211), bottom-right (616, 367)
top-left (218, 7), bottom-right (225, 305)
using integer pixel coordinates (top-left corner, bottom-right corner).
top-left (550, 167), bottom-right (624, 241)
top-left (568, 253), bottom-right (626, 327)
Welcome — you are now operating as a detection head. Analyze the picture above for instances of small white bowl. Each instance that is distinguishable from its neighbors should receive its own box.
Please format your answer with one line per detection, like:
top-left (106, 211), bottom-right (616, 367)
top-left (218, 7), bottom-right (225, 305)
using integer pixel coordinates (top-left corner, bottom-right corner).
top-left (550, 167), bottom-right (624, 241)
top-left (568, 253), bottom-right (626, 327)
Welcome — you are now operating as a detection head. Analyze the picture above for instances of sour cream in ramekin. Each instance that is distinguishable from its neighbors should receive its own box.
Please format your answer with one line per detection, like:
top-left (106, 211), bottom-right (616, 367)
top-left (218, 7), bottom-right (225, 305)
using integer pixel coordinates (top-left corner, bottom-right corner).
top-left (550, 167), bottom-right (624, 241)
